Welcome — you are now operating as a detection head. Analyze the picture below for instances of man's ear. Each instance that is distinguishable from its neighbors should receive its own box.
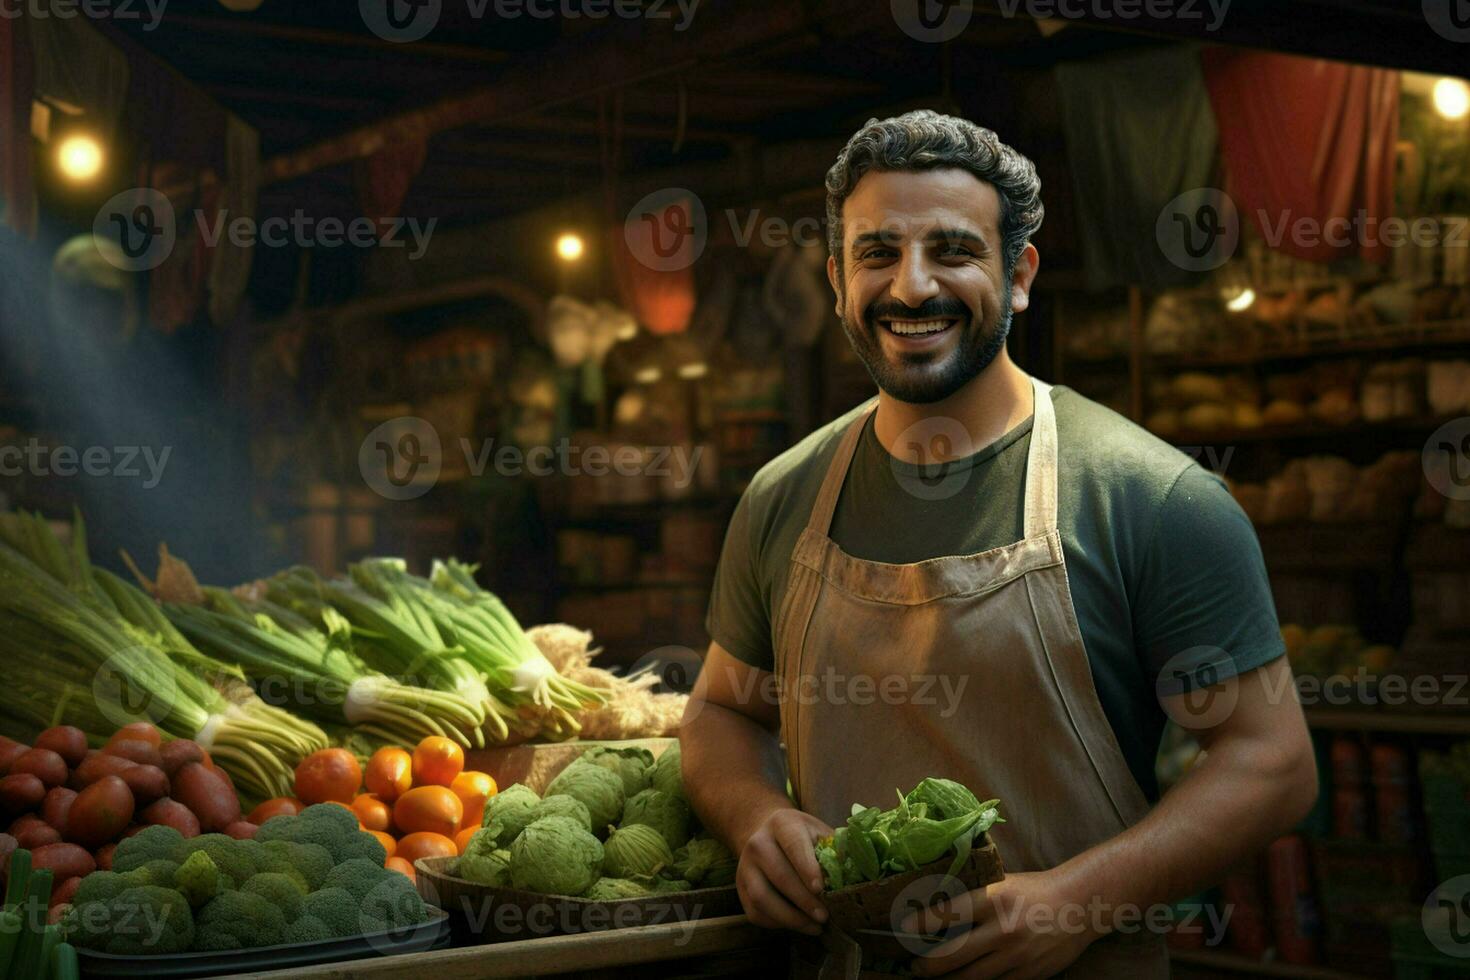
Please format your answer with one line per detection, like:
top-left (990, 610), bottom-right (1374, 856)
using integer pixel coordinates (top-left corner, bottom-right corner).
top-left (827, 254), bottom-right (842, 317)
top-left (1009, 244), bottom-right (1041, 314)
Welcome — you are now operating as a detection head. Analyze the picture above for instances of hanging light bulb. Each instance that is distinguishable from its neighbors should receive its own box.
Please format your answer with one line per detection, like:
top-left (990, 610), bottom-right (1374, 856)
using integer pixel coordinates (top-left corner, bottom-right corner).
top-left (556, 232), bottom-right (585, 262)
top-left (1433, 78), bottom-right (1470, 120)
top-left (56, 134), bottom-right (104, 182)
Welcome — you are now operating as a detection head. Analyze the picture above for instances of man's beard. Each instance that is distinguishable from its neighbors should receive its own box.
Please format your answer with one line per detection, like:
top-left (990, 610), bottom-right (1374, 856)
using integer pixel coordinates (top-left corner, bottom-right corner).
top-left (840, 282), bottom-right (1013, 405)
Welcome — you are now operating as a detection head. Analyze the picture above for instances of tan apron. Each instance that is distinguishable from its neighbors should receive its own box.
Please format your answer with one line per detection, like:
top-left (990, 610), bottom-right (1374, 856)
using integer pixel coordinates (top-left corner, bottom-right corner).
top-left (775, 378), bottom-right (1170, 979)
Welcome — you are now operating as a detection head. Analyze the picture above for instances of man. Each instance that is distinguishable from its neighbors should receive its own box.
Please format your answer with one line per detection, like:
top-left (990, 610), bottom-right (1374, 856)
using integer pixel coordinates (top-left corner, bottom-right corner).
top-left (681, 110), bottom-right (1318, 979)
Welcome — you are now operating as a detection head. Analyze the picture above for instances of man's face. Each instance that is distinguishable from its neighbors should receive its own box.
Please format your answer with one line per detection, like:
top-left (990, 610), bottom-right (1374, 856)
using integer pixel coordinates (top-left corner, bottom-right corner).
top-left (828, 168), bottom-right (1031, 404)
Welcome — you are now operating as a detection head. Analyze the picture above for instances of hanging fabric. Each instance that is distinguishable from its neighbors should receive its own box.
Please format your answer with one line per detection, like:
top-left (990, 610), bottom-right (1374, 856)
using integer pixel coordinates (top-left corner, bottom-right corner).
top-left (1055, 44), bottom-right (1220, 291)
top-left (207, 114), bottom-right (260, 326)
top-left (1202, 49), bottom-right (1400, 265)
top-left (29, 12), bottom-right (129, 140)
top-left (353, 138), bottom-right (427, 236)
top-left (0, 15), bottom-right (36, 236)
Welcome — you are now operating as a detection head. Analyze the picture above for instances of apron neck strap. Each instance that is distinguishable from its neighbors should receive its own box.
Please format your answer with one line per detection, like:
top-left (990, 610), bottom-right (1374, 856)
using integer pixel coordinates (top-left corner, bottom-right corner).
top-left (1023, 376), bottom-right (1058, 538)
top-left (805, 378), bottom-right (1059, 539)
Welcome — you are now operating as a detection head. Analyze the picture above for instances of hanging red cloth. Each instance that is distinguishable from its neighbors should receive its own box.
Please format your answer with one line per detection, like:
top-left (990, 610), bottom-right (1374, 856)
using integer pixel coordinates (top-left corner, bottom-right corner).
top-left (1202, 49), bottom-right (1399, 265)
top-left (0, 15), bottom-right (36, 237)
top-left (612, 195), bottom-right (697, 335)
top-left (354, 138), bottom-right (427, 237)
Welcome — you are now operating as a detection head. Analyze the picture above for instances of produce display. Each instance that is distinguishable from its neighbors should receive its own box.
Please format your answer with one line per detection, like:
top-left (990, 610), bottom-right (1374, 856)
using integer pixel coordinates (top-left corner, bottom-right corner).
top-left (813, 779), bottom-right (1003, 891)
top-left (0, 846), bottom-right (81, 980)
top-left (528, 626), bottom-right (688, 741)
top-left (56, 804), bottom-right (430, 954)
top-left (452, 743), bottom-right (737, 898)
top-left (0, 514), bottom-right (329, 800)
top-left (0, 720), bottom-right (253, 918)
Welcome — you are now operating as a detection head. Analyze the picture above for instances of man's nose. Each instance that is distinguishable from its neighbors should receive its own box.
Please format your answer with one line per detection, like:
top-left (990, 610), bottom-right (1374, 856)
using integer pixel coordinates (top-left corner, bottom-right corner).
top-left (888, 247), bottom-right (942, 309)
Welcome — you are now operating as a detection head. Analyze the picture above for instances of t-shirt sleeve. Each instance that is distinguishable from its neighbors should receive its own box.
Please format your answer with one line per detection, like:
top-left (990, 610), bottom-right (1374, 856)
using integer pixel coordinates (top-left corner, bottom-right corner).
top-left (705, 490), bottom-right (776, 671)
top-left (1135, 464), bottom-right (1285, 695)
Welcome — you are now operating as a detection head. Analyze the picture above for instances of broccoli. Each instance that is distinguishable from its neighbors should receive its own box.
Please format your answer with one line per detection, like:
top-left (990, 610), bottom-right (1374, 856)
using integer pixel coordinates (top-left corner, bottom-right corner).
top-left (242, 872), bottom-right (306, 922)
top-left (72, 871), bottom-right (130, 908)
top-left (112, 826), bottom-right (187, 873)
top-left (359, 874), bottom-right (428, 932)
top-left (321, 858), bottom-right (394, 902)
top-left (175, 851), bottom-right (221, 908)
top-left (257, 839), bottom-right (331, 892)
top-left (75, 886), bottom-right (195, 955)
top-left (284, 916), bottom-right (333, 944)
top-left (256, 804), bottom-right (386, 865)
top-left (298, 888), bottom-right (363, 939)
top-left (193, 891), bottom-right (286, 951)
top-left (179, 835), bottom-right (260, 886)
top-left (125, 859), bottom-right (182, 889)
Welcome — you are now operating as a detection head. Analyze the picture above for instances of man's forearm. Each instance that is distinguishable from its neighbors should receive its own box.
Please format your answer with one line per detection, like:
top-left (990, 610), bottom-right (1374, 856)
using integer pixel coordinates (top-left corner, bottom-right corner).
top-left (681, 700), bottom-right (794, 851)
top-left (1051, 722), bottom-right (1318, 931)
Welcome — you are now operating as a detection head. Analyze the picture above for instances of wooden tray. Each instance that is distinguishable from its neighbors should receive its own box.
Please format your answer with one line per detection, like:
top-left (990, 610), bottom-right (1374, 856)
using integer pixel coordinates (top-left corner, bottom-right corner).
top-left (822, 839), bottom-right (1005, 934)
top-left (415, 855), bottom-right (743, 942)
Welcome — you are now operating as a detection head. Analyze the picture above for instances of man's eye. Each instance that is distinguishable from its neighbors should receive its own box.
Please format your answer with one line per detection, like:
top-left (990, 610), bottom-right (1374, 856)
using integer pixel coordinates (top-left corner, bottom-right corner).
top-left (861, 247), bottom-right (898, 260)
top-left (939, 245), bottom-right (973, 258)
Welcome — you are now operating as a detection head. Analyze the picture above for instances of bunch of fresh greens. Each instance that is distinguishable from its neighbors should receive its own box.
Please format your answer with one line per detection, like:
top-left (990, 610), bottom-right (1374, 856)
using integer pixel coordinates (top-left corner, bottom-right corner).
top-left (814, 779), bottom-right (1003, 891)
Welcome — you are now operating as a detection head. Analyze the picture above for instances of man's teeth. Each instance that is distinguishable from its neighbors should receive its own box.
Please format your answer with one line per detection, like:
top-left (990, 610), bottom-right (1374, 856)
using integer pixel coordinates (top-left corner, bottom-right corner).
top-left (886, 320), bottom-right (950, 336)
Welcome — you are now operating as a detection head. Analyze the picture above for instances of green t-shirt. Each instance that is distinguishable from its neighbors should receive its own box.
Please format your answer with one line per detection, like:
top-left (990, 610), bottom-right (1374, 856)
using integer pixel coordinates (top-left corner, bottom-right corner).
top-left (706, 386), bottom-right (1284, 801)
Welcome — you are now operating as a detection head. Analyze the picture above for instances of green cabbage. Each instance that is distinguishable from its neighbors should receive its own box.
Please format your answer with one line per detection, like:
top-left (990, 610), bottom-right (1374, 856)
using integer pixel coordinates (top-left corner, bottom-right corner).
top-left (671, 837), bottom-right (737, 887)
top-left (480, 784), bottom-right (542, 847)
top-left (648, 742), bottom-right (684, 801)
top-left (584, 877), bottom-right (654, 901)
top-left (528, 795), bottom-right (592, 833)
top-left (580, 746), bottom-right (654, 797)
top-left (509, 816), bottom-right (603, 896)
top-left (621, 788), bottom-right (691, 850)
top-left (545, 760), bottom-right (625, 835)
top-left (601, 824), bottom-right (672, 879)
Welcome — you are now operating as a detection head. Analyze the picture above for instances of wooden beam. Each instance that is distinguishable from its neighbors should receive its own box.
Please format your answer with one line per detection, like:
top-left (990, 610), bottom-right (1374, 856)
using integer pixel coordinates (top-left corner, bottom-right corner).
top-left (257, 0), bottom-right (812, 186)
top-left (203, 85), bottom-right (384, 113)
top-left (159, 13), bottom-right (511, 64)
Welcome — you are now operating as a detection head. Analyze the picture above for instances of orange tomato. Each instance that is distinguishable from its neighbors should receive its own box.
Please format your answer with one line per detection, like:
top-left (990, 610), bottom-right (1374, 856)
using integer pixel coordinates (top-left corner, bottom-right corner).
top-left (411, 737), bottom-right (464, 788)
top-left (367, 830), bottom-right (397, 860)
top-left (385, 856), bottom-right (416, 882)
top-left (450, 771), bottom-right (496, 829)
top-left (393, 785), bottom-right (463, 838)
top-left (453, 826), bottom-right (478, 855)
top-left (247, 797), bottom-right (305, 825)
top-left (396, 831), bottom-right (458, 865)
top-left (293, 748), bottom-right (362, 805)
top-left (365, 747), bottom-right (413, 802)
top-left (351, 793), bottom-right (393, 833)
top-left (108, 722), bottom-right (162, 748)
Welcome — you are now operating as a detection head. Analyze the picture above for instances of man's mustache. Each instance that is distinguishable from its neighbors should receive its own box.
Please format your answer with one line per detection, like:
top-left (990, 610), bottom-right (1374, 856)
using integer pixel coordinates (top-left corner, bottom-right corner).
top-left (865, 299), bottom-right (972, 323)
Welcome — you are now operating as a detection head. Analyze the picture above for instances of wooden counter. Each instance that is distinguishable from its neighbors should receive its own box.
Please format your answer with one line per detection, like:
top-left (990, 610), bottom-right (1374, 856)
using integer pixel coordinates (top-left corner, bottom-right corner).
top-left (217, 915), bottom-right (778, 980)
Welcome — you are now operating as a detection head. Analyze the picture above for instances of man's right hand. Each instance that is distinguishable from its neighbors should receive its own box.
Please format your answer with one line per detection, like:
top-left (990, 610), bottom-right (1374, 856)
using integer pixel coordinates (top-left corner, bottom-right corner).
top-left (736, 807), bottom-right (834, 936)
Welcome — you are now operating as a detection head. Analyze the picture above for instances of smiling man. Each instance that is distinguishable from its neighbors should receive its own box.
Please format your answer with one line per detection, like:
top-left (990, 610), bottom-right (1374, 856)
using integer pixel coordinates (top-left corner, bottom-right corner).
top-left (681, 111), bottom-right (1318, 978)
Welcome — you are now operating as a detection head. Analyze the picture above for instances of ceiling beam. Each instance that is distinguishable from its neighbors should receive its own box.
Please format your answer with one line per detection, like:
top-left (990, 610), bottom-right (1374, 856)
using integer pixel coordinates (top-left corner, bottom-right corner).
top-left (159, 14), bottom-right (512, 64)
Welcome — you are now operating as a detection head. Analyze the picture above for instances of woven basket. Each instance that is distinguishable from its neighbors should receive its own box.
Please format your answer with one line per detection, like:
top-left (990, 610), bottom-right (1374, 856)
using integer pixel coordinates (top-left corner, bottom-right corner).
top-left (823, 839), bottom-right (1005, 935)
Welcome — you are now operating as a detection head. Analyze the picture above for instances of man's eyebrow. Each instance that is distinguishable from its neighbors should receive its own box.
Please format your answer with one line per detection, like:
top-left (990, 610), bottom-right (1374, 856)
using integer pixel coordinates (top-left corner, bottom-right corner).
top-left (849, 227), bottom-right (989, 248)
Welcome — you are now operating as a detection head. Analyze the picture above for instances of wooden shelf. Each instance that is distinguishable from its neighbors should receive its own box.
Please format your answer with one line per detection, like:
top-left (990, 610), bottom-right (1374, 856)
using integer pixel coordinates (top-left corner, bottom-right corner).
top-left (1257, 523), bottom-right (1401, 572)
top-left (1164, 414), bottom-right (1458, 447)
top-left (1171, 947), bottom-right (1375, 978)
top-left (1151, 319), bottom-right (1470, 370)
top-left (1302, 708), bottom-right (1470, 736)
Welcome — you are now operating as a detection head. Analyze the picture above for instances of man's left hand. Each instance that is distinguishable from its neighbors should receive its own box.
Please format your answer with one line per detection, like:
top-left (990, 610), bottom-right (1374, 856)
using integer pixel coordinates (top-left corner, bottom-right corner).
top-left (900, 870), bottom-right (1099, 980)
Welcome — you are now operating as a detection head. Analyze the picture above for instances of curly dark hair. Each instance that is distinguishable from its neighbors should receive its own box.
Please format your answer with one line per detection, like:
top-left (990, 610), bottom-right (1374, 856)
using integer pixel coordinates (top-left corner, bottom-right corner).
top-left (825, 110), bottom-right (1044, 279)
